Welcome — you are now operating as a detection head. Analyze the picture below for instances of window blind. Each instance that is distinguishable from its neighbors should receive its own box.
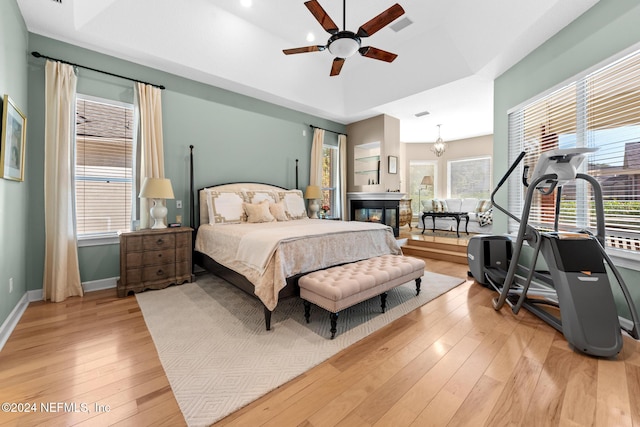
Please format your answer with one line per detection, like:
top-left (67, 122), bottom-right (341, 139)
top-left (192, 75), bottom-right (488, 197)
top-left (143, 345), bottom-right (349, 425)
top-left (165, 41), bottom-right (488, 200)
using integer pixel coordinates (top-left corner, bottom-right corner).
top-left (508, 48), bottom-right (640, 253)
top-left (75, 96), bottom-right (134, 237)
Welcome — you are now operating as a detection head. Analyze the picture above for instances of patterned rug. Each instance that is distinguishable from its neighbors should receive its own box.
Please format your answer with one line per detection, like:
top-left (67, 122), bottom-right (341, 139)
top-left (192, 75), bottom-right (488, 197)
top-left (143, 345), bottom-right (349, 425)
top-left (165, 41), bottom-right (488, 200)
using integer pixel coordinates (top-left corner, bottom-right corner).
top-left (136, 271), bottom-right (466, 426)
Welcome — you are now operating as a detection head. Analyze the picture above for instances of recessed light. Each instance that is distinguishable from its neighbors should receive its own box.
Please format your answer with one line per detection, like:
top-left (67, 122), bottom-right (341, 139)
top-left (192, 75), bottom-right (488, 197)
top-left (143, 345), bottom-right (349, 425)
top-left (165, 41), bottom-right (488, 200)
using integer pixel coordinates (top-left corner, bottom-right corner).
top-left (306, 32), bottom-right (315, 42)
top-left (240, 0), bottom-right (252, 8)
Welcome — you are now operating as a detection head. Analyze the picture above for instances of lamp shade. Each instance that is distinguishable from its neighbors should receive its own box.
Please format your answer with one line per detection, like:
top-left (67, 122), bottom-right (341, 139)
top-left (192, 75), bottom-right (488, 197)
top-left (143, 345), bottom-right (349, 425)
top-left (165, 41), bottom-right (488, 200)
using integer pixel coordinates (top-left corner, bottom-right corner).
top-left (304, 185), bottom-right (322, 200)
top-left (139, 177), bottom-right (175, 199)
top-left (421, 176), bottom-right (434, 186)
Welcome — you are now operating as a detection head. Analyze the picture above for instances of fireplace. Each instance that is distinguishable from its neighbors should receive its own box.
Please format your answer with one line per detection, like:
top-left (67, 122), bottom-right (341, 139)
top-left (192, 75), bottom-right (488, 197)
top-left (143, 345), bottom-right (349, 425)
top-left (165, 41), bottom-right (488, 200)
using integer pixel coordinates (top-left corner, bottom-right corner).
top-left (349, 196), bottom-right (402, 237)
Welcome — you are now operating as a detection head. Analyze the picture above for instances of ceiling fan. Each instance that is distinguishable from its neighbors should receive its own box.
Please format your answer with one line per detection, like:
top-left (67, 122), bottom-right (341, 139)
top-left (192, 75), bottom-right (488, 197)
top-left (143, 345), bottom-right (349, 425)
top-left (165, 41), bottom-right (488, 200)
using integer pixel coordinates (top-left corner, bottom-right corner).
top-left (283, 0), bottom-right (405, 76)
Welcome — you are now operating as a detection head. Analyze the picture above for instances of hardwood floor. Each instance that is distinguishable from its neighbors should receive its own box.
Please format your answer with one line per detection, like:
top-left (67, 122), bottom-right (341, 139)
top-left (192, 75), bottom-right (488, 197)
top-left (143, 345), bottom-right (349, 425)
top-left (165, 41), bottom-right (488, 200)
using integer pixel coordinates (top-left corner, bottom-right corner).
top-left (1, 237), bottom-right (639, 426)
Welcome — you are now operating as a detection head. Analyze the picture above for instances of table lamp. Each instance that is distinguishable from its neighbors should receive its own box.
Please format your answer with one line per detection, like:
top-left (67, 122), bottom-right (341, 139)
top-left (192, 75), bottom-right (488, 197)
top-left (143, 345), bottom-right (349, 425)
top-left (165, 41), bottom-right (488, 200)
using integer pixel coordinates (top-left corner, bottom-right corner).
top-left (139, 177), bottom-right (175, 229)
top-left (305, 185), bottom-right (322, 219)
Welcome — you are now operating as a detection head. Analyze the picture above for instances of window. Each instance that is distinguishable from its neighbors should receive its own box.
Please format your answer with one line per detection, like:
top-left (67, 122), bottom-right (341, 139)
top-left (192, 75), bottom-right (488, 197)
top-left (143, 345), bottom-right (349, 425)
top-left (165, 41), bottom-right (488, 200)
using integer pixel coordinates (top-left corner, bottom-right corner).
top-left (75, 95), bottom-right (134, 240)
top-left (508, 47), bottom-right (640, 254)
top-left (447, 157), bottom-right (492, 199)
top-left (408, 160), bottom-right (436, 215)
top-left (321, 145), bottom-right (338, 217)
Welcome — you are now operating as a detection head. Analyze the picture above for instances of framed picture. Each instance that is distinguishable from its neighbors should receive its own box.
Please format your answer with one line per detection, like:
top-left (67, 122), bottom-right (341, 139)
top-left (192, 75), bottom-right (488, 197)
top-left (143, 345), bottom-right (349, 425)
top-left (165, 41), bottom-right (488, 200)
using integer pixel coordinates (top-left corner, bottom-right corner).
top-left (388, 155), bottom-right (398, 174)
top-left (1, 95), bottom-right (26, 182)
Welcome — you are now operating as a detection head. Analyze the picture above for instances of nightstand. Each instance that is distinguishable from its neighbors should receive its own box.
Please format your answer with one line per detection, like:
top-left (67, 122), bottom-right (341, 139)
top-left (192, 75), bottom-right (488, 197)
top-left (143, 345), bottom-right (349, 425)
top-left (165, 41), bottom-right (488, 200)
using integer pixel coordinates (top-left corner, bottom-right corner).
top-left (117, 227), bottom-right (194, 297)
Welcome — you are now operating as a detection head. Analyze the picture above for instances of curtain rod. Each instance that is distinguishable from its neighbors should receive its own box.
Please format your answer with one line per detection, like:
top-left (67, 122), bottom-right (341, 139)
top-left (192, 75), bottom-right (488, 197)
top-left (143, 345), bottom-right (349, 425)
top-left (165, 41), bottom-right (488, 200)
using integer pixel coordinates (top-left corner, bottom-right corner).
top-left (31, 51), bottom-right (166, 90)
top-left (309, 124), bottom-right (346, 136)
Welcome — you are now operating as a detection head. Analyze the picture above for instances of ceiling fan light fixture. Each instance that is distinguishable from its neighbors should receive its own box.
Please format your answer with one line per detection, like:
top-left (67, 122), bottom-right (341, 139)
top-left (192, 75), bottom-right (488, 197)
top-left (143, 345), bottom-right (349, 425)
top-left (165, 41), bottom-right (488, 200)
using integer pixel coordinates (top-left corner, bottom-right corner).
top-left (328, 32), bottom-right (361, 58)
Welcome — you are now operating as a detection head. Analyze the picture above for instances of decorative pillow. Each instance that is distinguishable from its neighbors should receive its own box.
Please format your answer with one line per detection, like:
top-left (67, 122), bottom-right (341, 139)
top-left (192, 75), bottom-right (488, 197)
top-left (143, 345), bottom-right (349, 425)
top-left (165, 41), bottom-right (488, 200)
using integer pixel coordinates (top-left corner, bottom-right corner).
top-left (269, 201), bottom-right (289, 221)
top-left (478, 208), bottom-right (493, 227)
top-left (276, 189), bottom-right (307, 220)
top-left (206, 190), bottom-right (246, 225)
top-left (475, 199), bottom-right (492, 213)
top-left (421, 199), bottom-right (434, 212)
top-left (431, 199), bottom-right (448, 213)
top-left (244, 200), bottom-right (275, 223)
top-left (243, 190), bottom-right (277, 205)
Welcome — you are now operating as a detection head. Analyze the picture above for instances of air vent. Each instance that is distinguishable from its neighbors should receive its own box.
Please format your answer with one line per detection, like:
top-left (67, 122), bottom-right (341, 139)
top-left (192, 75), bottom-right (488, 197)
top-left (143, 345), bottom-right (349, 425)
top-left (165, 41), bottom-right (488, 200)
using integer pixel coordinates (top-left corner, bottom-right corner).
top-left (415, 111), bottom-right (430, 118)
top-left (51, 0), bottom-right (62, 3)
top-left (390, 17), bottom-right (413, 33)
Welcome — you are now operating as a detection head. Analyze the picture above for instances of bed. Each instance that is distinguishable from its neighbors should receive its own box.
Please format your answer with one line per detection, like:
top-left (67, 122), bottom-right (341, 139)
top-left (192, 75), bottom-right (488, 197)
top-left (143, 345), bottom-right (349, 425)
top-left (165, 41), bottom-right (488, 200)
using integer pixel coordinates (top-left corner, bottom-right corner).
top-left (189, 148), bottom-right (402, 329)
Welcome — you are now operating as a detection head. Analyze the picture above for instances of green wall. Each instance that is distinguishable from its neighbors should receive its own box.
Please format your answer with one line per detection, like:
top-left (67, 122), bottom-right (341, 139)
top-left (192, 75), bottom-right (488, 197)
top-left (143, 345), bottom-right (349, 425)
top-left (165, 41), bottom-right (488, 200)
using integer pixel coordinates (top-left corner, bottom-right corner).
top-left (25, 34), bottom-right (345, 291)
top-left (493, 0), bottom-right (640, 305)
top-left (0, 0), bottom-right (29, 330)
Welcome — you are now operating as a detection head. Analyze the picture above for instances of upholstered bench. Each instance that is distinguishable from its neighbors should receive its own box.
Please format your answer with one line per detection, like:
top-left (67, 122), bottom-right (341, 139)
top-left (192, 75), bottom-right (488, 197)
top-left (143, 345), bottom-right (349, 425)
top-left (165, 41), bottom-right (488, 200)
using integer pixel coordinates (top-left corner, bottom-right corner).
top-left (298, 254), bottom-right (426, 338)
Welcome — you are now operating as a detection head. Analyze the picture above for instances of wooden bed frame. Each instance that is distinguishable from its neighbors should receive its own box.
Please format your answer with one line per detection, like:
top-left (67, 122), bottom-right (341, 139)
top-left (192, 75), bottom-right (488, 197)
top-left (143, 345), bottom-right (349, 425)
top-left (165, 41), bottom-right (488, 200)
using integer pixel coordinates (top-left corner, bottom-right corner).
top-left (188, 145), bottom-right (301, 330)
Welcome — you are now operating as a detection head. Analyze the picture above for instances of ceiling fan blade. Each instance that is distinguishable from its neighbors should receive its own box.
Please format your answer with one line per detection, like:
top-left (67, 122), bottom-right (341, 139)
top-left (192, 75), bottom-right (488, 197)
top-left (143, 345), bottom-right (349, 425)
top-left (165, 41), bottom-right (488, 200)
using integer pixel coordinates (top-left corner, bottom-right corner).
top-left (330, 58), bottom-right (345, 76)
top-left (356, 3), bottom-right (405, 38)
top-left (359, 46), bottom-right (398, 63)
top-left (283, 46), bottom-right (326, 55)
top-left (305, 0), bottom-right (339, 35)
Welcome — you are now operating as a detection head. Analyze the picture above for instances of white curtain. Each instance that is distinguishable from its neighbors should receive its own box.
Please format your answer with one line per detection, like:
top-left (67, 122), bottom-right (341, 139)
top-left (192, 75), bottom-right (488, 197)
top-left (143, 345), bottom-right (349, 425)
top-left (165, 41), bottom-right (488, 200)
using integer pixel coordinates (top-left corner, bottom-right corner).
top-left (136, 83), bottom-right (166, 229)
top-left (338, 134), bottom-right (348, 220)
top-left (43, 60), bottom-right (83, 302)
top-left (310, 128), bottom-right (324, 187)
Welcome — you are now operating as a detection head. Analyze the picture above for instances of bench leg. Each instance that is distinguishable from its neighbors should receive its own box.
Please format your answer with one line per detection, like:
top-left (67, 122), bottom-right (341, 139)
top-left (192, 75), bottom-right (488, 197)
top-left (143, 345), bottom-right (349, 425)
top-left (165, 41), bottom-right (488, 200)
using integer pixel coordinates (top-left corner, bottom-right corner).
top-left (330, 312), bottom-right (338, 339)
top-left (380, 291), bottom-right (388, 313)
top-left (303, 300), bottom-right (311, 323)
top-left (416, 277), bottom-right (422, 296)
top-left (264, 306), bottom-right (272, 331)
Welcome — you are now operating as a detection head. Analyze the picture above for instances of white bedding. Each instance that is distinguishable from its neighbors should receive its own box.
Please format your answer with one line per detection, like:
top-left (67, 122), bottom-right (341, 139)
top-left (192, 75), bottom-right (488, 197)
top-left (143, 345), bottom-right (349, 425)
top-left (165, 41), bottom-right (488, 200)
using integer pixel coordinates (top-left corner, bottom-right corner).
top-left (195, 219), bottom-right (402, 310)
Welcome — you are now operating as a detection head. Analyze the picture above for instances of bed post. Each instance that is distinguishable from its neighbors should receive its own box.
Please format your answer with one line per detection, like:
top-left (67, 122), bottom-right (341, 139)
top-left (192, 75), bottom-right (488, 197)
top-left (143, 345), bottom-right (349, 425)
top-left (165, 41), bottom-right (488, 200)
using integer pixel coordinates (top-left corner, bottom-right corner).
top-left (295, 158), bottom-right (299, 190)
top-left (189, 145), bottom-right (195, 270)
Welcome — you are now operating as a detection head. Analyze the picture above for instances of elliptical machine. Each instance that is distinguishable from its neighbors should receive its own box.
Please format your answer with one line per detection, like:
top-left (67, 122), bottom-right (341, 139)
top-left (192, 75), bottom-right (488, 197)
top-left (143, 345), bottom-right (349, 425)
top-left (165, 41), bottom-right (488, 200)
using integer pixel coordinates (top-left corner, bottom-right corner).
top-left (468, 148), bottom-right (640, 357)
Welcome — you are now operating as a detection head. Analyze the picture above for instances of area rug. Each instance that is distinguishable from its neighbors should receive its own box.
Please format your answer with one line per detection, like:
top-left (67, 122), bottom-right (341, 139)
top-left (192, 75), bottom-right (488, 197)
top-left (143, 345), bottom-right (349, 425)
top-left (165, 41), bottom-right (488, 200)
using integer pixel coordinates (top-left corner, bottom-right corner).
top-left (136, 271), bottom-right (465, 426)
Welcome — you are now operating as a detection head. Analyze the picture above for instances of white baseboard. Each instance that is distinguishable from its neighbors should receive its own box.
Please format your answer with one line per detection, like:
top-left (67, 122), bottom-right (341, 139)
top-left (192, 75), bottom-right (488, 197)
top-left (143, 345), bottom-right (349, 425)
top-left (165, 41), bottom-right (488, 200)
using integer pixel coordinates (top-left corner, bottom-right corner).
top-left (0, 293), bottom-right (29, 352)
top-left (1, 277), bottom-right (118, 351)
top-left (83, 277), bottom-right (118, 293)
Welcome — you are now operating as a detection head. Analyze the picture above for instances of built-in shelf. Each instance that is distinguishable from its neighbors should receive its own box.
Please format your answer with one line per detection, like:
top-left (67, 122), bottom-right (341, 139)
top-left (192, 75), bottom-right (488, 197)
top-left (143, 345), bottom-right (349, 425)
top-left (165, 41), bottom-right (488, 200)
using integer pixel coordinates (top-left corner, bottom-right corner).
top-left (354, 142), bottom-right (381, 187)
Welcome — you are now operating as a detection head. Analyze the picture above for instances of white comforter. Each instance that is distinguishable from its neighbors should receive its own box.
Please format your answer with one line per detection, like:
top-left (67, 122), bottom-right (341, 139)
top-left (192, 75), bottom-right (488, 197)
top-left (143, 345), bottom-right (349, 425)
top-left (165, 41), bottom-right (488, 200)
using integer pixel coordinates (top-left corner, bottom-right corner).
top-left (195, 219), bottom-right (402, 310)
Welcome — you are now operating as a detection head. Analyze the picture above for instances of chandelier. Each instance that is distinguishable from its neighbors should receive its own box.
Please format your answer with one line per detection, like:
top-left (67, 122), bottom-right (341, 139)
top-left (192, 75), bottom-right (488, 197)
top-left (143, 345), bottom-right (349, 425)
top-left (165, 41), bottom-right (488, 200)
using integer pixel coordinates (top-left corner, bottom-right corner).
top-left (430, 124), bottom-right (447, 157)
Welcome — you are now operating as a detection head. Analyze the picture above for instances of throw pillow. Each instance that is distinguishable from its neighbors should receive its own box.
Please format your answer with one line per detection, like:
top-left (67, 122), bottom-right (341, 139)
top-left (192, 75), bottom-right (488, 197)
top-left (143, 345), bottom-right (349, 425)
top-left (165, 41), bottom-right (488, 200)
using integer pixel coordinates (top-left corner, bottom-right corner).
top-left (475, 199), bottom-right (492, 213)
top-left (421, 199), bottom-right (434, 212)
top-left (207, 190), bottom-right (246, 225)
top-left (244, 200), bottom-right (275, 223)
top-left (276, 189), bottom-right (307, 220)
top-left (478, 208), bottom-right (493, 227)
top-left (269, 201), bottom-right (289, 221)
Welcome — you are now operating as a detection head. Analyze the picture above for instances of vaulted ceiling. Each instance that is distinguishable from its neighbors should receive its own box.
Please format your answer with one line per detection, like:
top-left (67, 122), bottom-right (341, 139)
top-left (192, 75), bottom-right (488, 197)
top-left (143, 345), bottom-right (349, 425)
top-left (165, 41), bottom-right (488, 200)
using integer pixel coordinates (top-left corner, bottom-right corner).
top-left (17, 0), bottom-right (599, 142)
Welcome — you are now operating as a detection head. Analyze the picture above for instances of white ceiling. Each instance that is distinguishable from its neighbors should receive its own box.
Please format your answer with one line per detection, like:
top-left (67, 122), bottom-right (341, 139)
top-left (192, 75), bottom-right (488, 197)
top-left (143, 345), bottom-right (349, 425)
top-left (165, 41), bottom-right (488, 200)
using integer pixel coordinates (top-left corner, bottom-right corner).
top-left (17, 0), bottom-right (599, 142)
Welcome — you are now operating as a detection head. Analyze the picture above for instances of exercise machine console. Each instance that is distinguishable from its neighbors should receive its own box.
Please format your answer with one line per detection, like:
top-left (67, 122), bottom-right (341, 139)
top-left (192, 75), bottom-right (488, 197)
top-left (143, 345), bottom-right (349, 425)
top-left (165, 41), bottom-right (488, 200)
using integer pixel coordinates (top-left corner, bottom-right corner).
top-left (468, 149), bottom-right (640, 357)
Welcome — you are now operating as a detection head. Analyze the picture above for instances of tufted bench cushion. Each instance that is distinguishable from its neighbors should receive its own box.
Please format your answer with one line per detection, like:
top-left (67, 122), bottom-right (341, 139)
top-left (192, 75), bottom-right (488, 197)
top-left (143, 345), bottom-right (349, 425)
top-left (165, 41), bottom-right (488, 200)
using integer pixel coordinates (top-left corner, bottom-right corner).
top-left (299, 254), bottom-right (426, 338)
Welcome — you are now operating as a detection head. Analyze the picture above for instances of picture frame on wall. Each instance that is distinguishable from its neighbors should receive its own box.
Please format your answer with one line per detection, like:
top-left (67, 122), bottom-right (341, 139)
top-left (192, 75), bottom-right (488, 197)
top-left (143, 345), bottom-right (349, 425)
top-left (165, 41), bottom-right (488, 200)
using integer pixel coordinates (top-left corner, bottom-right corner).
top-left (1, 95), bottom-right (27, 182)
top-left (388, 155), bottom-right (398, 174)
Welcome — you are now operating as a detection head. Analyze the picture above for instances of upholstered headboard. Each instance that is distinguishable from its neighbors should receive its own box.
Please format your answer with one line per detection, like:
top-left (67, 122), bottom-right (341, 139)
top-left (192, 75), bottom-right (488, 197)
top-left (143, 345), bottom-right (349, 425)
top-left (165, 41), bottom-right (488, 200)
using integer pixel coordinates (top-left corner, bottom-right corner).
top-left (197, 182), bottom-right (288, 227)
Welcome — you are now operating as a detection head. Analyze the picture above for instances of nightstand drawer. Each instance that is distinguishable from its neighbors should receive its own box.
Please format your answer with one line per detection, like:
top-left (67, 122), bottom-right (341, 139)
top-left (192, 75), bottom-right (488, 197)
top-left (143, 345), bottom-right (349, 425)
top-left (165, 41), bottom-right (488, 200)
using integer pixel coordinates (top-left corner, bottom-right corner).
top-left (143, 234), bottom-right (175, 250)
top-left (142, 249), bottom-right (175, 266)
top-left (142, 264), bottom-right (175, 282)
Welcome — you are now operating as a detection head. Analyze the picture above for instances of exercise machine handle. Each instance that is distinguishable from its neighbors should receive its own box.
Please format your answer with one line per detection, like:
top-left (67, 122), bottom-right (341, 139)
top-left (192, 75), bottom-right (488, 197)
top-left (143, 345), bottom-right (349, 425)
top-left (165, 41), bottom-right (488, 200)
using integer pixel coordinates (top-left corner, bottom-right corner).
top-left (491, 151), bottom-right (527, 224)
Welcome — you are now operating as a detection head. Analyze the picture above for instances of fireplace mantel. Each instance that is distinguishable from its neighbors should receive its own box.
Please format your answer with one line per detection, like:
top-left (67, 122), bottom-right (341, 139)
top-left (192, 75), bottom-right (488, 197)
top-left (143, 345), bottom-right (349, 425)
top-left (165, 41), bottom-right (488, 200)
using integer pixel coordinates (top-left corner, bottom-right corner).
top-left (347, 192), bottom-right (406, 201)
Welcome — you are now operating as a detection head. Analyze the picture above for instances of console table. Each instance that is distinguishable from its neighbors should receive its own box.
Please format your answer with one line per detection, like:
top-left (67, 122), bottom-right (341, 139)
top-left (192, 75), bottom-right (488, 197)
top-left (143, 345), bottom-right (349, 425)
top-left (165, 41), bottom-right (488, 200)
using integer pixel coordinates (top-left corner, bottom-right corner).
top-left (421, 212), bottom-right (470, 238)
